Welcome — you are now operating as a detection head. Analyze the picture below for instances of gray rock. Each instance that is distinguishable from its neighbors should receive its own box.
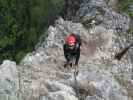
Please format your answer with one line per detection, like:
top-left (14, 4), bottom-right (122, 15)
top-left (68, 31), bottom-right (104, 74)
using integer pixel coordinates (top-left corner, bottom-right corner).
top-left (0, 94), bottom-right (8, 100)
top-left (48, 91), bottom-right (78, 100)
top-left (85, 95), bottom-right (103, 100)
top-left (64, 0), bottom-right (84, 20)
top-left (0, 60), bottom-right (19, 100)
top-left (128, 5), bottom-right (133, 12)
top-left (69, 70), bottom-right (128, 100)
top-left (76, 0), bottom-right (130, 32)
top-left (9, 96), bottom-right (18, 100)
top-left (21, 16), bottom-right (132, 99)
top-left (1, 0), bottom-right (133, 100)
top-left (108, 0), bottom-right (119, 8)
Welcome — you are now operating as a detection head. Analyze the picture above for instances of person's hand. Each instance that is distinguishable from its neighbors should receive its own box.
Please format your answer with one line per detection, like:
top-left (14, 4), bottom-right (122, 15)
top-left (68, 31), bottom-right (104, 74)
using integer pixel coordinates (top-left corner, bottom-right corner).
top-left (64, 62), bottom-right (69, 68)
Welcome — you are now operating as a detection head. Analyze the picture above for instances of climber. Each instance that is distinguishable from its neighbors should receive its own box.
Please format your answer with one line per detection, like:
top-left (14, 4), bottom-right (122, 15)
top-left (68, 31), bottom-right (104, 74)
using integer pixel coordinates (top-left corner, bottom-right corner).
top-left (63, 33), bottom-right (81, 73)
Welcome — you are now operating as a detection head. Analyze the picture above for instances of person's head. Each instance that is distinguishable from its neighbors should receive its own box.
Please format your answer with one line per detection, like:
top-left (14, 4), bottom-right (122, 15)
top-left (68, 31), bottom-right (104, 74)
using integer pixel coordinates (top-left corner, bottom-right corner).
top-left (66, 34), bottom-right (76, 49)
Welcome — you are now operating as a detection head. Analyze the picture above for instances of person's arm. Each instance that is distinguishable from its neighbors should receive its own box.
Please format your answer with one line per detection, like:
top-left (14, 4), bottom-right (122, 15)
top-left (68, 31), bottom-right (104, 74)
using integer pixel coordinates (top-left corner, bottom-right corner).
top-left (64, 44), bottom-right (71, 62)
top-left (74, 34), bottom-right (81, 51)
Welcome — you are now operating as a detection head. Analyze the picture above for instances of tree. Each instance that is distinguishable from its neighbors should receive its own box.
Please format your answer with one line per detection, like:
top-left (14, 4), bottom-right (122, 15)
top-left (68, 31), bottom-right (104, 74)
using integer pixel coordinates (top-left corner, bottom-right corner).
top-left (0, 0), bottom-right (64, 63)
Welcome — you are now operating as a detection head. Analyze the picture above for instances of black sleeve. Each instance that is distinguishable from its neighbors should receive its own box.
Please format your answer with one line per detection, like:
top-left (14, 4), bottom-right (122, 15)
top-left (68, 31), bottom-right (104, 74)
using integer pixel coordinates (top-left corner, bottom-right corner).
top-left (63, 44), bottom-right (71, 62)
top-left (63, 44), bottom-right (67, 54)
top-left (75, 50), bottom-right (80, 65)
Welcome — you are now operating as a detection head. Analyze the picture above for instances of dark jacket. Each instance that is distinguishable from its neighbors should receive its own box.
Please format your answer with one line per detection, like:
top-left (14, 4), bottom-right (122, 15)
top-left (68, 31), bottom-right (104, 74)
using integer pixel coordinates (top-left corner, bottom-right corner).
top-left (63, 34), bottom-right (81, 65)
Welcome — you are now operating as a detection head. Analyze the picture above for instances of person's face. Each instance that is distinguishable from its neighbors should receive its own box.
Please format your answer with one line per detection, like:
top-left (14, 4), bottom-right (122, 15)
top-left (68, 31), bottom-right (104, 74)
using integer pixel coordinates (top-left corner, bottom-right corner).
top-left (69, 45), bottom-right (75, 49)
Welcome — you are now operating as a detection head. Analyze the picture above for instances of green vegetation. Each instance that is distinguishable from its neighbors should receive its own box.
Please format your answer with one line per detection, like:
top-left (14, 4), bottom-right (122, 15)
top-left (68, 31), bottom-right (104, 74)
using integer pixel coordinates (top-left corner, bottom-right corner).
top-left (0, 0), bottom-right (64, 63)
top-left (118, 0), bottom-right (133, 19)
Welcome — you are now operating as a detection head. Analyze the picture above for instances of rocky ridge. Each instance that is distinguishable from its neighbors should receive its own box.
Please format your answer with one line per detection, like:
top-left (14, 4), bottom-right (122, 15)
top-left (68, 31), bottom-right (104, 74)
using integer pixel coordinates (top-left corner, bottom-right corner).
top-left (0, 0), bottom-right (133, 100)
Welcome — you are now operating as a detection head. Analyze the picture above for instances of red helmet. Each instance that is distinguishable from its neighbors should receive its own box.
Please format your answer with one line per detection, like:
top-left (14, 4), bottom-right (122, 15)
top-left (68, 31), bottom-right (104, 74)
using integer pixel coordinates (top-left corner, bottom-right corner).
top-left (66, 34), bottom-right (76, 46)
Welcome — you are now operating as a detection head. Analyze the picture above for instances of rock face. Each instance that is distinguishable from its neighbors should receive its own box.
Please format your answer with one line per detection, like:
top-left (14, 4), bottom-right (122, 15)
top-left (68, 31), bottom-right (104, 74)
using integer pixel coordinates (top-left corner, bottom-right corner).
top-left (76, 0), bottom-right (130, 33)
top-left (63, 0), bottom-right (83, 20)
top-left (70, 70), bottom-right (129, 100)
top-left (20, 17), bottom-right (132, 100)
top-left (0, 0), bottom-right (133, 100)
top-left (0, 60), bottom-right (20, 100)
top-left (128, 5), bottom-right (133, 12)
top-left (108, 0), bottom-right (119, 8)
